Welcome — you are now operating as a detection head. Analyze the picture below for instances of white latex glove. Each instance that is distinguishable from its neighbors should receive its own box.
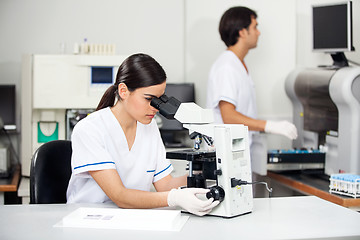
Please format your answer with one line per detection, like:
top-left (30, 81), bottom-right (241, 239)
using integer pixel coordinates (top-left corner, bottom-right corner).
top-left (265, 120), bottom-right (298, 140)
top-left (167, 188), bottom-right (220, 216)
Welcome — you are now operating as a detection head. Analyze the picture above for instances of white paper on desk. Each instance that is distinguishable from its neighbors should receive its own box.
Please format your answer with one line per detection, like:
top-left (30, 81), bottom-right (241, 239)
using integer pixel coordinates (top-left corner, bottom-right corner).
top-left (54, 207), bottom-right (189, 232)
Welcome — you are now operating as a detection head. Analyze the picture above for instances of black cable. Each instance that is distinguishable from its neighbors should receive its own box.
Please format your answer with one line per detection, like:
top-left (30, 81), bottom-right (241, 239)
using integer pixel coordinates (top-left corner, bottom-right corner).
top-left (231, 178), bottom-right (273, 198)
top-left (249, 181), bottom-right (273, 198)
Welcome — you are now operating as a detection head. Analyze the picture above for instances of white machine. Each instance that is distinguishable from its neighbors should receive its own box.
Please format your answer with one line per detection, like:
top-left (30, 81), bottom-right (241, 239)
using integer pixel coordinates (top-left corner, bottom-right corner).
top-left (21, 54), bottom-right (128, 176)
top-left (285, 66), bottom-right (360, 175)
top-left (0, 146), bottom-right (10, 177)
top-left (151, 95), bottom-right (265, 218)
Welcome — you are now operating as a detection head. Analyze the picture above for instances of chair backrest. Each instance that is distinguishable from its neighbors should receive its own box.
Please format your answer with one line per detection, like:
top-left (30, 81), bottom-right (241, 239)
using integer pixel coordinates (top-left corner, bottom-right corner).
top-left (30, 140), bottom-right (72, 204)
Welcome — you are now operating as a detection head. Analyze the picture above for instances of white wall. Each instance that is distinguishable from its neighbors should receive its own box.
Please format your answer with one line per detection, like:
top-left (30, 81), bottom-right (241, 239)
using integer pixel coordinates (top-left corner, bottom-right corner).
top-left (0, 0), bottom-right (359, 164)
top-left (0, 0), bottom-right (184, 89)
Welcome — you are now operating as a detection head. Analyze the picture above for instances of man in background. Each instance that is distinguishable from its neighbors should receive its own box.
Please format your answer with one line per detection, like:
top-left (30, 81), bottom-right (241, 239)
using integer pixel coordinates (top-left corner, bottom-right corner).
top-left (207, 6), bottom-right (297, 160)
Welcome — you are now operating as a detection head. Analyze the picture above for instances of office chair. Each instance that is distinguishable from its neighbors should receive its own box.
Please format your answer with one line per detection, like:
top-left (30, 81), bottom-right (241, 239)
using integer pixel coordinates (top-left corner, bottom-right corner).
top-left (30, 140), bottom-right (72, 204)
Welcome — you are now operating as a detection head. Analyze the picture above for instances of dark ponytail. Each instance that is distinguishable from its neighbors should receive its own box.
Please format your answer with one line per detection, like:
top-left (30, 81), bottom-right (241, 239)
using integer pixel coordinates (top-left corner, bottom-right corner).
top-left (96, 53), bottom-right (166, 111)
top-left (96, 85), bottom-right (117, 111)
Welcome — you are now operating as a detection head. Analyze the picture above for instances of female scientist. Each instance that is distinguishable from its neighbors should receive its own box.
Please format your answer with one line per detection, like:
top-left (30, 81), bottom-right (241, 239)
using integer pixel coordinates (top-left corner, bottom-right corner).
top-left (66, 53), bottom-right (219, 216)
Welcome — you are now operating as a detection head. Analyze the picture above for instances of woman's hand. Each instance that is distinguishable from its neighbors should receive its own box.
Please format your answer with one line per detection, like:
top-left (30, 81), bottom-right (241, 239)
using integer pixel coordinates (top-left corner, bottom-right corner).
top-left (167, 188), bottom-right (220, 216)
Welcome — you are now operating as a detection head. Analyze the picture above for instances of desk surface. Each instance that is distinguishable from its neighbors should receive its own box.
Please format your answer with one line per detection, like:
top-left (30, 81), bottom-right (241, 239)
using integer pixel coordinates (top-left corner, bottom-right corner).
top-left (0, 165), bottom-right (20, 192)
top-left (1, 196), bottom-right (360, 240)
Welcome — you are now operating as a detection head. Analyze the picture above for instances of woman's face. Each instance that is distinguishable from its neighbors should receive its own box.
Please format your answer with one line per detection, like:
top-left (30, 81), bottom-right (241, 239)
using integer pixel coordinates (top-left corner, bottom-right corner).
top-left (124, 82), bottom-right (166, 125)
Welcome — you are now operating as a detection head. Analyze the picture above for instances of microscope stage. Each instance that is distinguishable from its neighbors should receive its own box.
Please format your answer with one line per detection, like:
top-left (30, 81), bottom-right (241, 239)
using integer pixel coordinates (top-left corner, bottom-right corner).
top-left (166, 149), bottom-right (216, 162)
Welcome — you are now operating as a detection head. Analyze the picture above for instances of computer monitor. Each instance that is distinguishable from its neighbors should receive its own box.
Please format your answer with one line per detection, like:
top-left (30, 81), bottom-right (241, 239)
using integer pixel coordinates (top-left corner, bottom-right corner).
top-left (0, 85), bottom-right (16, 131)
top-left (312, 1), bottom-right (354, 67)
top-left (157, 83), bottom-right (195, 147)
top-left (91, 67), bottom-right (114, 84)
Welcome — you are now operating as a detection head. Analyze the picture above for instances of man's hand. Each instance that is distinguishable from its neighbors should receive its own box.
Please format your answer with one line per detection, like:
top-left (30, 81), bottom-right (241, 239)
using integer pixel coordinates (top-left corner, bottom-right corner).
top-left (265, 120), bottom-right (298, 139)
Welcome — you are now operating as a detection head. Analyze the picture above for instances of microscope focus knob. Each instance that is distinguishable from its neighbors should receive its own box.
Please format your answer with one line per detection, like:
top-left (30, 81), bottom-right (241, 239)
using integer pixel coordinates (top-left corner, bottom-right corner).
top-left (206, 186), bottom-right (225, 202)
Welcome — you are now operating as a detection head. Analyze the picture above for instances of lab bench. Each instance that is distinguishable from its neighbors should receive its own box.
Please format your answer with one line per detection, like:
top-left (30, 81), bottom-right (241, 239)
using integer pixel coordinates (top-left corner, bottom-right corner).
top-left (1, 196), bottom-right (360, 240)
top-left (264, 170), bottom-right (360, 211)
top-left (0, 164), bottom-right (21, 204)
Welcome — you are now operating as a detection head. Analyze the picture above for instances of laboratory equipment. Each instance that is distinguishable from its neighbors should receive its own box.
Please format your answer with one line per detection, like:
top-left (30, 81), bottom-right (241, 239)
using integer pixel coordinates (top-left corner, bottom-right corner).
top-left (0, 146), bottom-right (10, 178)
top-left (267, 148), bottom-right (325, 171)
top-left (21, 54), bottom-right (128, 176)
top-left (156, 83), bottom-right (195, 147)
top-left (151, 95), bottom-right (267, 218)
top-left (312, 1), bottom-right (354, 67)
top-left (0, 85), bottom-right (16, 131)
top-left (285, 66), bottom-right (360, 175)
top-left (66, 109), bottom-right (94, 140)
top-left (76, 42), bottom-right (116, 55)
top-left (329, 174), bottom-right (360, 198)
top-left (283, 0), bottom-right (359, 174)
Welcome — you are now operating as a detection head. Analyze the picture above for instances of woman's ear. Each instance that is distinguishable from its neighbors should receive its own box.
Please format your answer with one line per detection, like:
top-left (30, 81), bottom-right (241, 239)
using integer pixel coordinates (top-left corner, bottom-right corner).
top-left (118, 83), bottom-right (129, 100)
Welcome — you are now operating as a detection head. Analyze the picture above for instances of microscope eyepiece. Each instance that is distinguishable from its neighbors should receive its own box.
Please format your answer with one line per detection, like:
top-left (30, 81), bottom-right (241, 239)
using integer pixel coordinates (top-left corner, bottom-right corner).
top-left (159, 94), bottom-right (170, 102)
top-left (150, 97), bottom-right (163, 110)
top-left (150, 94), bottom-right (181, 120)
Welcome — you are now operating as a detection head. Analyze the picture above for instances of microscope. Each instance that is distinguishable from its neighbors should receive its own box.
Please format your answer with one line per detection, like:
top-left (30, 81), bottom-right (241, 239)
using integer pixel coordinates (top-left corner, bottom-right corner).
top-left (151, 95), bottom-right (254, 218)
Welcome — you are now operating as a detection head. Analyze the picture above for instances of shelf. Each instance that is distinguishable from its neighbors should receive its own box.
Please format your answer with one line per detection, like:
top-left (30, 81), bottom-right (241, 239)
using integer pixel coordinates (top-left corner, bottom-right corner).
top-left (267, 170), bottom-right (360, 208)
top-left (0, 165), bottom-right (20, 192)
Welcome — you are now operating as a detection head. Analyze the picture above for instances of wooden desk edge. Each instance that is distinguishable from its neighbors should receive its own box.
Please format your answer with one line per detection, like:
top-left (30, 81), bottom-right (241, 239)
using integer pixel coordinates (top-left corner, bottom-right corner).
top-left (267, 171), bottom-right (360, 207)
top-left (0, 165), bottom-right (21, 192)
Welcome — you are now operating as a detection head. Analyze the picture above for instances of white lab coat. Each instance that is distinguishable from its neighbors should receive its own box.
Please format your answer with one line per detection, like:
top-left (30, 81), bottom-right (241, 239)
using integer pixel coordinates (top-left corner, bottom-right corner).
top-left (66, 107), bottom-right (173, 203)
top-left (206, 50), bottom-right (258, 146)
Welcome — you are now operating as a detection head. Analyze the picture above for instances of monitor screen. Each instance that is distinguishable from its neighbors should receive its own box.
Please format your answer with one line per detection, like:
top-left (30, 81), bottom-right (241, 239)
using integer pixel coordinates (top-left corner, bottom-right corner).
top-left (312, 1), bottom-right (353, 52)
top-left (158, 83), bottom-right (195, 131)
top-left (0, 85), bottom-right (16, 130)
top-left (91, 67), bottom-right (114, 84)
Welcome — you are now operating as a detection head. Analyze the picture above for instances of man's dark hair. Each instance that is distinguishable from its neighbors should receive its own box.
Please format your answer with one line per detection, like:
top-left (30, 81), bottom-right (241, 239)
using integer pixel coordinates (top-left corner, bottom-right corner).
top-left (219, 6), bottom-right (257, 47)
